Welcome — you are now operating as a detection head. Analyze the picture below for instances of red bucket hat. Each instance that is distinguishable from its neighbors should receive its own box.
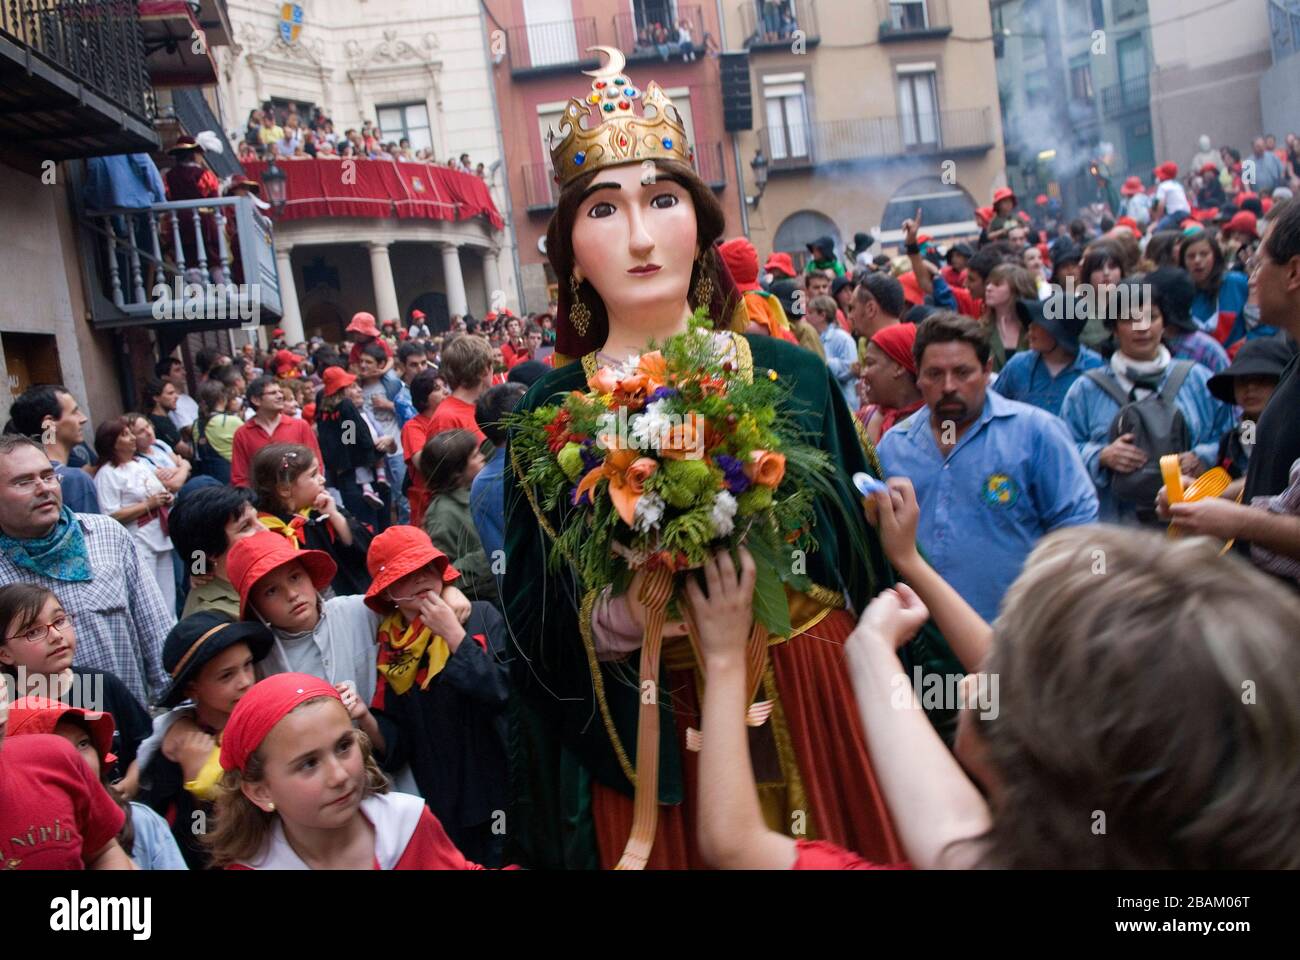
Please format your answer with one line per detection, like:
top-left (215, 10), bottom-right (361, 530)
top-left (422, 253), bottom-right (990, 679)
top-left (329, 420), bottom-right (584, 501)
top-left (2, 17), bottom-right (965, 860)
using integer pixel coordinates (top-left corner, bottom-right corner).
top-left (1225, 210), bottom-right (1258, 239)
top-left (1155, 162), bottom-right (1179, 181)
top-left (322, 366), bottom-right (357, 396)
top-left (411, 309), bottom-right (426, 321)
top-left (364, 525), bottom-right (460, 613)
top-left (7, 696), bottom-right (117, 766)
top-left (219, 673), bottom-right (342, 774)
top-left (1200, 163), bottom-right (1220, 176)
top-left (1120, 176), bottom-right (1145, 196)
top-left (763, 252), bottom-right (796, 278)
top-left (227, 530), bottom-right (337, 620)
top-left (346, 311), bottom-right (381, 339)
top-left (719, 237), bottom-right (761, 292)
top-left (992, 186), bottom-right (1017, 206)
top-left (974, 206), bottom-right (993, 228)
top-left (1115, 216), bottom-right (1140, 234)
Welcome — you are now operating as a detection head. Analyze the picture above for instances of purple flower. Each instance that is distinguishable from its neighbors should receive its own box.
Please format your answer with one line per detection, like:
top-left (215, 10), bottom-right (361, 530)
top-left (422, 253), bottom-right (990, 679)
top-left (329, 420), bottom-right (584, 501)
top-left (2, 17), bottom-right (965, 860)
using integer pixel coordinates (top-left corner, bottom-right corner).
top-left (579, 439), bottom-right (603, 474)
top-left (647, 386), bottom-right (678, 404)
top-left (715, 454), bottom-right (750, 495)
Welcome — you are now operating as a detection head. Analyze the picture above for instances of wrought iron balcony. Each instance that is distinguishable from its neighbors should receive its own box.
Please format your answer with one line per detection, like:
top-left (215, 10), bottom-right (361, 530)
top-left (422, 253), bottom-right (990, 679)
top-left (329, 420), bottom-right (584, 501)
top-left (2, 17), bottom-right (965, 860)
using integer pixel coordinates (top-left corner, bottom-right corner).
top-left (738, 0), bottom-right (819, 50)
top-left (758, 108), bottom-right (994, 171)
top-left (878, 0), bottom-right (952, 41)
top-left (1101, 76), bottom-right (1150, 115)
top-left (614, 5), bottom-right (705, 63)
top-left (77, 195), bottom-right (282, 327)
top-left (0, 0), bottom-right (158, 161)
top-left (507, 17), bottom-right (599, 76)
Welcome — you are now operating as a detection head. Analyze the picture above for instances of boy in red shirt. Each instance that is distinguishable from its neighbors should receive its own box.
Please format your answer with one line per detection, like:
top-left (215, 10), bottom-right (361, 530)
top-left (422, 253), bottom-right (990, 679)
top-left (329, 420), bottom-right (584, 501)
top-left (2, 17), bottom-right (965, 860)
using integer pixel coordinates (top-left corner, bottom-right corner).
top-left (425, 335), bottom-right (492, 446)
top-left (0, 685), bottom-right (133, 869)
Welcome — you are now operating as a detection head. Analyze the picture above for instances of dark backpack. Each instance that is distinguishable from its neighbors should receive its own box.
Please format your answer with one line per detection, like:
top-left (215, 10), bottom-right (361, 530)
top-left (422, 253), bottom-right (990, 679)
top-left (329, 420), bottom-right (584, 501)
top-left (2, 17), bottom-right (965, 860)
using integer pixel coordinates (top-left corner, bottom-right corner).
top-left (1084, 361), bottom-right (1194, 521)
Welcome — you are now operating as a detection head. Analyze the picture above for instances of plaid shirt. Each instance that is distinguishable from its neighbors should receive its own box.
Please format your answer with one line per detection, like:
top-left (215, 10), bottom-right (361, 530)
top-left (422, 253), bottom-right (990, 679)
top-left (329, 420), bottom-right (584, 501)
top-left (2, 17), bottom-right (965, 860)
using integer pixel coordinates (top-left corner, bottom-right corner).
top-left (0, 513), bottom-right (174, 705)
top-left (1167, 330), bottom-right (1230, 375)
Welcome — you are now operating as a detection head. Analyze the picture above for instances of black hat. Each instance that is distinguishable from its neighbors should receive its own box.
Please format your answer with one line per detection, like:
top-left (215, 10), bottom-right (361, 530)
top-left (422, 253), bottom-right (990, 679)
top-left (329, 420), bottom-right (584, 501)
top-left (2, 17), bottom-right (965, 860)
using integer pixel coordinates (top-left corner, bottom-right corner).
top-left (852, 232), bottom-right (874, 254)
top-left (507, 360), bottom-right (549, 387)
top-left (1207, 338), bottom-right (1296, 405)
top-left (945, 242), bottom-right (974, 265)
top-left (769, 277), bottom-right (801, 318)
top-left (806, 235), bottom-right (836, 258)
top-left (1016, 297), bottom-right (1085, 354)
top-left (831, 276), bottom-right (854, 298)
top-left (1145, 266), bottom-right (1197, 332)
top-left (160, 611), bottom-right (274, 708)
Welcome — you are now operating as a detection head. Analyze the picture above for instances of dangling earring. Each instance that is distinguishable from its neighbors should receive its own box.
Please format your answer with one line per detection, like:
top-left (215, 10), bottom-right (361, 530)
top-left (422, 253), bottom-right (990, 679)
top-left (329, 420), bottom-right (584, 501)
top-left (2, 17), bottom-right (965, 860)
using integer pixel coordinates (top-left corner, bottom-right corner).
top-left (569, 273), bottom-right (591, 337)
top-left (692, 260), bottom-right (714, 311)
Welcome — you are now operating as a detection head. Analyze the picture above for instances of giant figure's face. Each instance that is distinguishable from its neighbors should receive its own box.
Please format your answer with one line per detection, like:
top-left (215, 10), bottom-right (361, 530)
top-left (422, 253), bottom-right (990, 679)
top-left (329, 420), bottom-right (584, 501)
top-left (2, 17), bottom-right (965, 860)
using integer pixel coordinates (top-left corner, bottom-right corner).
top-left (570, 163), bottom-right (698, 323)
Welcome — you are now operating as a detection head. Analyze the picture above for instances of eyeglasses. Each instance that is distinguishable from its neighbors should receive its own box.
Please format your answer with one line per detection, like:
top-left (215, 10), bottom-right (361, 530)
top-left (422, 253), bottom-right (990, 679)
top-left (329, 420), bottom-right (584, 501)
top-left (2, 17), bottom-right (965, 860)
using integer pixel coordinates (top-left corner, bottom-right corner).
top-left (9, 472), bottom-right (61, 493)
top-left (5, 612), bottom-right (74, 645)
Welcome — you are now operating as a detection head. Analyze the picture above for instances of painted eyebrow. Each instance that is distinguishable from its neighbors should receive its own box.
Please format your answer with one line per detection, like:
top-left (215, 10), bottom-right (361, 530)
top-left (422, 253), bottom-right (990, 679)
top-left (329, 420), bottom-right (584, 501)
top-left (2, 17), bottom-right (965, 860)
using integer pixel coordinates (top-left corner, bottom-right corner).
top-left (580, 181), bottom-right (622, 202)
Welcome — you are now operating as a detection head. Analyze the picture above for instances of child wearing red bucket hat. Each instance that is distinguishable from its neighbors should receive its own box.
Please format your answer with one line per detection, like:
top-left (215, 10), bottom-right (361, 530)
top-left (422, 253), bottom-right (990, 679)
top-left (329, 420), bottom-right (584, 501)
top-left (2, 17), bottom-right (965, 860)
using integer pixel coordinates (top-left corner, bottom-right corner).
top-left (8, 696), bottom-right (187, 869)
top-left (225, 531), bottom-right (473, 750)
top-left (0, 686), bottom-right (133, 868)
top-left (205, 673), bottom-right (504, 869)
top-left (1152, 162), bottom-right (1192, 231)
top-left (364, 525), bottom-right (509, 865)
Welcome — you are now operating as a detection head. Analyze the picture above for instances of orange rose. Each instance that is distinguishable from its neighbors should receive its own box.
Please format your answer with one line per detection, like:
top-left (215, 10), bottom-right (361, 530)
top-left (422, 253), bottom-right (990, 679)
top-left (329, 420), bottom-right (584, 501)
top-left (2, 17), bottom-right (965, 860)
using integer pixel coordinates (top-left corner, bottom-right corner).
top-left (660, 414), bottom-right (706, 460)
top-left (626, 457), bottom-right (658, 494)
top-left (587, 367), bottom-right (620, 395)
top-left (745, 450), bottom-right (786, 488)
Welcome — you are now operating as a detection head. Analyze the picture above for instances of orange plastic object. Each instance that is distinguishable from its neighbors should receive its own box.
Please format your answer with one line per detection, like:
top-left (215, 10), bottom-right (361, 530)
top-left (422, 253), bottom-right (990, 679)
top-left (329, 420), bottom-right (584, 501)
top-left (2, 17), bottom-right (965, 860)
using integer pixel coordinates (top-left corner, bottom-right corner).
top-left (1185, 467), bottom-right (1231, 502)
top-left (1160, 454), bottom-right (1184, 505)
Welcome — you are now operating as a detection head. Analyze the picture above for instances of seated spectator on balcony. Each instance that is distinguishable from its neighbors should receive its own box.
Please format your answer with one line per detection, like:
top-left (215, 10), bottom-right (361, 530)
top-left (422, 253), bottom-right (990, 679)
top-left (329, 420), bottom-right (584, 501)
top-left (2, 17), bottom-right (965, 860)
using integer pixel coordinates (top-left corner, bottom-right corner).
top-left (476, 162), bottom-right (487, 179)
top-left (653, 21), bottom-right (671, 59)
top-left (6, 386), bottom-right (99, 515)
top-left (163, 137), bottom-right (224, 284)
top-left (677, 22), bottom-right (696, 61)
top-left (257, 112), bottom-right (283, 147)
top-left (459, 153), bottom-right (472, 172)
top-left (245, 109), bottom-right (263, 146)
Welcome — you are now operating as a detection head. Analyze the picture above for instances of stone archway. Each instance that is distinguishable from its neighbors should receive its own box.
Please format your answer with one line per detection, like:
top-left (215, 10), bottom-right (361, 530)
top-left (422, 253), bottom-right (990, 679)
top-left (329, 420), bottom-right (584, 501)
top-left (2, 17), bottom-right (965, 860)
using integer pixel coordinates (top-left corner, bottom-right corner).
top-left (407, 292), bottom-right (450, 333)
top-left (301, 300), bottom-right (346, 342)
top-left (879, 176), bottom-right (977, 235)
top-left (772, 210), bottom-right (843, 270)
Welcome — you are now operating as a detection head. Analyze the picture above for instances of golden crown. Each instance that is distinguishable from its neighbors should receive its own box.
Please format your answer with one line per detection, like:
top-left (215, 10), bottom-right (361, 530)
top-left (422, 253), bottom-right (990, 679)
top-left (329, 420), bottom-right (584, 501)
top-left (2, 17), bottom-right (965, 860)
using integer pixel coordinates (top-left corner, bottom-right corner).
top-left (548, 46), bottom-right (692, 188)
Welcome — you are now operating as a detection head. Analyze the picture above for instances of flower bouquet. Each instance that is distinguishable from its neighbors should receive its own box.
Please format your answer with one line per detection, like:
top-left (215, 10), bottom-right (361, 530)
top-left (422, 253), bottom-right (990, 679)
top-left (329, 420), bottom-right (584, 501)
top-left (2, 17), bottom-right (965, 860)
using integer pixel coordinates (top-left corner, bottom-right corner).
top-left (509, 309), bottom-right (841, 638)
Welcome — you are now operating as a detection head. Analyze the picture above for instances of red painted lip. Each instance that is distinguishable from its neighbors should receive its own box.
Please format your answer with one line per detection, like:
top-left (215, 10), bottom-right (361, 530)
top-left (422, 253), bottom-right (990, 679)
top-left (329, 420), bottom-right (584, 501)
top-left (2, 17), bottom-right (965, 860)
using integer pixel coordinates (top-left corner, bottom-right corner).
top-left (627, 264), bottom-right (662, 275)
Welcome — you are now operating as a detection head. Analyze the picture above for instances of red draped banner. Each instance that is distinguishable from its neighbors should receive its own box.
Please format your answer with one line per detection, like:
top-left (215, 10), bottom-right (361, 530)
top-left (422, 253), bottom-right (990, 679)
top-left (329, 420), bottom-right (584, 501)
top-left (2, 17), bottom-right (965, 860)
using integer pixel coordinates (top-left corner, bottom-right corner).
top-left (241, 158), bottom-right (504, 230)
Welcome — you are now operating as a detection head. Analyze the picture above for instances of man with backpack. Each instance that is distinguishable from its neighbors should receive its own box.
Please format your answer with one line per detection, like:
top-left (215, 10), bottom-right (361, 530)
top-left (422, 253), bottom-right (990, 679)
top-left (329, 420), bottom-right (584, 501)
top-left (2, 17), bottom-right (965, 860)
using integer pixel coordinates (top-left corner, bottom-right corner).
top-left (1061, 277), bottom-right (1232, 524)
top-left (877, 312), bottom-right (1098, 622)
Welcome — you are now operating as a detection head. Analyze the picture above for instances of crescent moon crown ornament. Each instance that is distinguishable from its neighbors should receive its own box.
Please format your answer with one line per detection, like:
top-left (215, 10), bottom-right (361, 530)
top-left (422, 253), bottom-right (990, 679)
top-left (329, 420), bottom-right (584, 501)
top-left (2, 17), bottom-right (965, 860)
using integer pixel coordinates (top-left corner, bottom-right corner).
top-left (548, 46), bottom-right (693, 189)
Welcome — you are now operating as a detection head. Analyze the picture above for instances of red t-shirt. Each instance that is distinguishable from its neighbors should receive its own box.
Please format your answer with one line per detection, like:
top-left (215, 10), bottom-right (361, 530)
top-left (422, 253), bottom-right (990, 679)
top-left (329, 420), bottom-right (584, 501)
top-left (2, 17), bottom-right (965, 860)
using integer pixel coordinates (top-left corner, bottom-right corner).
top-left (425, 395), bottom-right (486, 445)
top-left (401, 412), bottom-right (434, 528)
top-left (792, 839), bottom-right (910, 871)
top-left (0, 734), bottom-right (125, 869)
top-left (950, 285), bottom-right (984, 320)
top-left (230, 415), bottom-right (323, 488)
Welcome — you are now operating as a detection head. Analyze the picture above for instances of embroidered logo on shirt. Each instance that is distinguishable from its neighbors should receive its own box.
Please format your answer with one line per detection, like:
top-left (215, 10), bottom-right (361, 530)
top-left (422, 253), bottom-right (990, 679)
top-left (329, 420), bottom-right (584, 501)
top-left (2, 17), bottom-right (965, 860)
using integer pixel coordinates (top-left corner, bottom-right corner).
top-left (983, 473), bottom-right (1019, 508)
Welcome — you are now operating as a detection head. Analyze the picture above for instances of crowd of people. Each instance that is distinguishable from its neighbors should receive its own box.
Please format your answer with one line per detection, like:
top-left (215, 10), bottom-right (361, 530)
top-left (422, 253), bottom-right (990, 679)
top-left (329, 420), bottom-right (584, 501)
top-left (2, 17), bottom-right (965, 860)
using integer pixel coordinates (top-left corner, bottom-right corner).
top-left (237, 100), bottom-right (487, 177)
top-left (2, 116), bottom-right (1299, 872)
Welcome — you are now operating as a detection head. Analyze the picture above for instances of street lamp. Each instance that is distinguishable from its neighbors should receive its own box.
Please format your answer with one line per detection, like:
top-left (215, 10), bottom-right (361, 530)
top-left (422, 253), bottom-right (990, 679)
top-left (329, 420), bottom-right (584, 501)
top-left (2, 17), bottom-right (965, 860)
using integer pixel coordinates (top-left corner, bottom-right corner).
top-left (749, 149), bottom-right (769, 208)
top-left (262, 159), bottom-right (288, 215)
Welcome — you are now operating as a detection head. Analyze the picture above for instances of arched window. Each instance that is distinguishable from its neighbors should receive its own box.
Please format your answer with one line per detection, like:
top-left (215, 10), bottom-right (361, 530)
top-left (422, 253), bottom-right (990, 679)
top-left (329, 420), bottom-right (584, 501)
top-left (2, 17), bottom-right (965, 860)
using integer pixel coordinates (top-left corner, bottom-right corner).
top-left (879, 176), bottom-right (977, 240)
top-left (772, 210), bottom-right (842, 266)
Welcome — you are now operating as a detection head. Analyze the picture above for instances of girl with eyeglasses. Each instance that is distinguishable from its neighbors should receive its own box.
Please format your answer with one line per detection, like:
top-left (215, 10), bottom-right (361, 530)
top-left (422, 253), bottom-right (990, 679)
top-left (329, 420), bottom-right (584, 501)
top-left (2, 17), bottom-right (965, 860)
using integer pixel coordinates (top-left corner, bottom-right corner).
top-left (0, 582), bottom-right (152, 798)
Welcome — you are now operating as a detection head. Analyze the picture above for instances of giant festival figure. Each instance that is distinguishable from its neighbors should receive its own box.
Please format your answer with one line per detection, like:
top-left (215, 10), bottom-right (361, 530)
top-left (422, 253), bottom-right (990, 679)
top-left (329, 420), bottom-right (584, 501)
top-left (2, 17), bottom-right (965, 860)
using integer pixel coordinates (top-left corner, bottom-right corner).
top-left (502, 48), bottom-right (958, 869)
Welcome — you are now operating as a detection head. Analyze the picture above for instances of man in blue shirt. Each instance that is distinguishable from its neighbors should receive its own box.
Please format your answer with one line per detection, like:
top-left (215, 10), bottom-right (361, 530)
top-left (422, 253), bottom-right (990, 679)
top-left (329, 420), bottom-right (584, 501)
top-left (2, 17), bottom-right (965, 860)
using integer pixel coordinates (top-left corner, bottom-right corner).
top-left (991, 297), bottom-right (1102, 416)
top-left (470, 382), bottom-right (526, 582)
top-left (6, 385), bottom-right (100, 515)
top-left (878, 312), bottom-right (1099, 621)
top-left (808, 294), bottom-right (859, 408)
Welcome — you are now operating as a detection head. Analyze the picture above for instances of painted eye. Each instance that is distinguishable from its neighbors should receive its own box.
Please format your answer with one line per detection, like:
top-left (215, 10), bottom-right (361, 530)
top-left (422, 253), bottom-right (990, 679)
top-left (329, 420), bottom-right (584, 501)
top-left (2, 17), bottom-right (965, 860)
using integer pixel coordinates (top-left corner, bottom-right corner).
top-left (586, 201), bottom-right (616, 219)
top-left (650, 193), bottom-right (679, 209)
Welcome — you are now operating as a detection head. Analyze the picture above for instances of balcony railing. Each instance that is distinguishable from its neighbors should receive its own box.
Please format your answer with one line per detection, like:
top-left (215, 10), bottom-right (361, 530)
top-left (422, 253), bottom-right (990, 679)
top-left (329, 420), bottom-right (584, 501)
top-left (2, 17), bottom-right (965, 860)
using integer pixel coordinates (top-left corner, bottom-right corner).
top-left (0, 0), bottom-right (158, 159)
top-left (614, 5), bottom-right (705, 63)
top-left (1269, 0), bottom-right (1300, 63)
top-left (739, 0), bottom-right (819, 49)
top-left (1101, 76), bottom-right (1150, 114)
top-left (758, 108), bottom-right (993, 170)
top-left (80, 196), bottom-right (281, 326)
top-left (507, 17), bottom-right (598, 74)
top-left (523, 141), bottom-right (729, 214)
top-left (1, 0), bottom-right (154, 122)
top-left (878, 0), bottom-right (952, 40)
